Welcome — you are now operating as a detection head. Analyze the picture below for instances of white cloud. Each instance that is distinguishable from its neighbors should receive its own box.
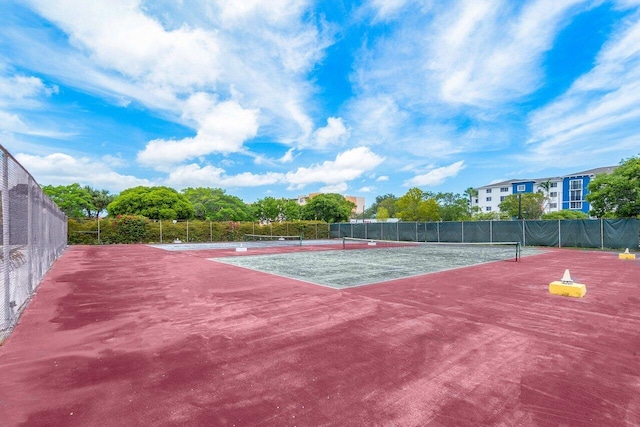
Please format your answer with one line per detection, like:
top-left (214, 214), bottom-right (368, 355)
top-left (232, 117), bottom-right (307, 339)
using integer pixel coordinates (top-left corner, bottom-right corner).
top-left (0, 111), bottom-right (29, 133)
top-left (311, 117), bottom-right (350, 149)
top-left (0, 75), bottom-right (58, 107)
top-left (345, 0), bottom-right (593, 161)
top-left (0, 74), bottom-right (66, 137)
top-left (403, 160), bottom-right (466, 187)
top-left (137, 99), bottom-right (259, 169)
top-left (15, 152), bottom-right (150, 192)
top-left (26, 0), bottom-right (223, 89)
top-left (429, 0), bottom-right (588, 105)
top-left (358, 186), bottom-right (375, 192)
top-left (216, 0), bottom-right (311, 30)
top-left (280, 148), bottom-right (296, 163)
top-left (102, 154), bottom-right (127, 168)
top-left (367, 0), bottom-right (413, 21)
top-left (0, 110), bottom-right (72, 138)
top-left (165, 163), bottom-right (284, 189)
top-left (346, 95), bottom-right (409, 145)
top-left (284, 146), bottom-right (385, 189)
top-left (18, 0), bottom-right (330, 161)
top-left (163, 147), bottom-right (385, 190)
top-left (526, 13), bottom-right (640, 166)
top-left (319, 183), bottom-right (349, 193)
top-left (376, 176), bottom-right (389, 181)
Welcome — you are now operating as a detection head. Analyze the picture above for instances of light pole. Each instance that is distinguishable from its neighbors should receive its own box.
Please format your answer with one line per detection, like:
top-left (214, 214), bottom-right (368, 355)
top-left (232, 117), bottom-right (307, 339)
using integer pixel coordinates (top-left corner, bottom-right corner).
top-left (518, 192), bottom-right (522, 220)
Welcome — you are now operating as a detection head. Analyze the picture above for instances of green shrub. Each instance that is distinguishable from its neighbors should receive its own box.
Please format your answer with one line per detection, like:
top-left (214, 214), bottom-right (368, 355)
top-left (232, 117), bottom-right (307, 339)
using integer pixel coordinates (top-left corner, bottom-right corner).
top-left (113, 215), bottom-right (148, 243)
top-left (542, 210), bottom-right (589, 220)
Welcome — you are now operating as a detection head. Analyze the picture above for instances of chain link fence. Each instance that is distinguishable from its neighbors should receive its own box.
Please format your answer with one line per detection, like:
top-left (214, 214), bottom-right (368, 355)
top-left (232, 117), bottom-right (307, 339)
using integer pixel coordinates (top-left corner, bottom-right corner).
top-left (331, 219), bottom-right (639, 250)
top-left (1, 145), bottom-right (67, 343)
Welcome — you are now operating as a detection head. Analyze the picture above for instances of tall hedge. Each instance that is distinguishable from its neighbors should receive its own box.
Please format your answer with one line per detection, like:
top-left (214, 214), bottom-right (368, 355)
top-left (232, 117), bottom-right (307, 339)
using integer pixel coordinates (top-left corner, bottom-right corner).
top-left (67, 219), bottom-right (331, 244)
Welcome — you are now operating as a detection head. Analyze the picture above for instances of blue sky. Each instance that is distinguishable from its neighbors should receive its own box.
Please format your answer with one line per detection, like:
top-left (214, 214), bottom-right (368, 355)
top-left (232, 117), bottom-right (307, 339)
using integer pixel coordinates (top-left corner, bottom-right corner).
top-left (2, 0), bottom-right (639, 205)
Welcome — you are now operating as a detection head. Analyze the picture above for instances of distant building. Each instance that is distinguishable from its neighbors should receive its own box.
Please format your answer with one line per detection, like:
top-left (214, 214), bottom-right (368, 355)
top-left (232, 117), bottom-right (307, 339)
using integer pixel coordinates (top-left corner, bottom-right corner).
top-left (472, 166), bottom-right (616, 216)
top-left (297, 192), bottom-right (365, 215)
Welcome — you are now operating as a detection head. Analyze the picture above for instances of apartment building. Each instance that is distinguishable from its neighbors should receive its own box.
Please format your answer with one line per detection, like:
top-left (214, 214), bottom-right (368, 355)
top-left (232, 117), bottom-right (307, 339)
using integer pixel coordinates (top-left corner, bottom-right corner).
top-left (472, 166), bottom-right (615, 216)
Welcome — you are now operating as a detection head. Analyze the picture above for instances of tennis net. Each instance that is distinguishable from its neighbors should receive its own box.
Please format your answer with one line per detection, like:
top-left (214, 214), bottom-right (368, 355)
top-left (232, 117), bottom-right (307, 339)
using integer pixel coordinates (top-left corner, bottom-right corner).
top-left (342, 237), bottom-right (521, 262)
top-left (243, 234), bottom-right (303, 246)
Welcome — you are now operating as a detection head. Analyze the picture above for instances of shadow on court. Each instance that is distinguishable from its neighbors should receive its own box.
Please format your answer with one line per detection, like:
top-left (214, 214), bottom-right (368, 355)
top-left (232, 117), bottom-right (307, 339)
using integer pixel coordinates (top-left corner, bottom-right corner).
top-left (1, 244), bottom-right (639, 426)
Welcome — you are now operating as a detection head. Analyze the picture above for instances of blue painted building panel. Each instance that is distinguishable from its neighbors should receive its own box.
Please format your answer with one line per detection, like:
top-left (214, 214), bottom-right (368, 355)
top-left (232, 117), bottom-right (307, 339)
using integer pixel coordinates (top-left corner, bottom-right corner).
top-left (562, 176), bottom-right (591, 213)
top-left (511, 181), bottom-right (535, 193)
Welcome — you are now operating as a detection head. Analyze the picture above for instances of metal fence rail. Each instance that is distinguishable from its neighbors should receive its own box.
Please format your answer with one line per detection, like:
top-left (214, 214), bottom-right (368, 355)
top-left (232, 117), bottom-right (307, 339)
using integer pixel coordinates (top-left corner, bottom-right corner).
top-left (1, 145), bottom-right (67, 343)
top-left (331, 219), bottom-right (639, 250)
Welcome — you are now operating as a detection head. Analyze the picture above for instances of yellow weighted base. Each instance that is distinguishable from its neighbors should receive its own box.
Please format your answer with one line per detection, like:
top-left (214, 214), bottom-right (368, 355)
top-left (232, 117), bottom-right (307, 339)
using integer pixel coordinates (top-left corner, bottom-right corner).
top-left (549, 281), bottom-right (586, 298)
top-left (618, 253), bottom-right (636, 260)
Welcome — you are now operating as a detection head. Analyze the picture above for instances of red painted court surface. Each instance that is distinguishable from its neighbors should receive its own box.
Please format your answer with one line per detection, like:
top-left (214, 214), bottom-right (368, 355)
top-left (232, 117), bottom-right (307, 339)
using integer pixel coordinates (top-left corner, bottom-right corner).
top-left (1, 244), bottom-right (639, 426)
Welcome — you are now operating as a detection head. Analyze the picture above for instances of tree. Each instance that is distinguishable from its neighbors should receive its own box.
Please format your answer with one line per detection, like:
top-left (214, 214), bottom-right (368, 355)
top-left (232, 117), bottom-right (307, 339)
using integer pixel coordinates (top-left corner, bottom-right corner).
top-left (43, 183), bottom-right (93, 218)
top-left (376, 206), bottom-right (390, 221)
top-left (364, 194), bottom-right (397, 219)
top-left (301, 193), bottom-right (355, 223)
top-left (252, 197), bottom-right (301, 222)
top-left (537, 179), bottom-right (552, 212)
top-left (587, 155), bottom-right (640, 218)
top-left (463, 187), bottom-right (479, 214)
top-left (84, 186), bottom-right (114, 218)
top-left (281, 199), bottom-right (302, 221)
top-left (434, 192), bottom-right (471, 221)
top-left (396, 188), bottom-right (440, 221)
top-left (498, 193), bottom-right (545, 219)
top-left (107, 186), bottom-right (194, 219)
top-left (181, 187), bottom-right (253, 221)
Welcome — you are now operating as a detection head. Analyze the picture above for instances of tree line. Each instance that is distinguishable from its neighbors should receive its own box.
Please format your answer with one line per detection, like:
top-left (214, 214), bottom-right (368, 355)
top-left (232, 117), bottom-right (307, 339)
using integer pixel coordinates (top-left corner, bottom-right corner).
top-left (43, 184), bottom-right (357, 223)
top-left (43, 154), bottom-right (640, 223)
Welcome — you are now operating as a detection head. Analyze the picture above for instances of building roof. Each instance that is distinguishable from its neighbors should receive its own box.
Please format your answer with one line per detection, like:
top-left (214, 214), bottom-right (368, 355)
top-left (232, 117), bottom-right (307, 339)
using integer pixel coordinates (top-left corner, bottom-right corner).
top-left (477, 179), bottom-right (531, 189)
top-left (565, 166), bottom-right (616, 177)
top-left (476, 166), bottom-right (616, 189)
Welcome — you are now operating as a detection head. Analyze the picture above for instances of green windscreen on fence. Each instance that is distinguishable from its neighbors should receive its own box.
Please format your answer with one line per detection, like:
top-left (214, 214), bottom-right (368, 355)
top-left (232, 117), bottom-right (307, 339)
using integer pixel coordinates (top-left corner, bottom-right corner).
top-left (398, 222), bottom-right (417, 241)
top-left (604, 219), bottom-right (639, 249)
top-left (439, 222), bottom-right (463, 242)
top-left (525, 221), bottom-right (560, 247)
top-left (333, 219), bottom-right (639, 249)
top-left (560, 220), bottom-right (602, 248)
top-left (491, 221), bottom-right (524, 243)
top-left (463, 221), bottom-right (490, 243)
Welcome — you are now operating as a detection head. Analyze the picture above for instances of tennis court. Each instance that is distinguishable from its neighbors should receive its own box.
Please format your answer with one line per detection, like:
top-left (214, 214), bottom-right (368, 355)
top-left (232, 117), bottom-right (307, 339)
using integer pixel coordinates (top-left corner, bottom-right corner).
top-left (1, 240), bottom-right (639, 426)
top-left (207, 238), bottom-right (537, 288)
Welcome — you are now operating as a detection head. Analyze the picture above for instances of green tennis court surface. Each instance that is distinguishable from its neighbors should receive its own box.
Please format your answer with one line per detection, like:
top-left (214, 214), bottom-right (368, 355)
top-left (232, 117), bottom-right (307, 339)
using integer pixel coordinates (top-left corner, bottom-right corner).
top-left (210, 243), bottom-right (543, 288)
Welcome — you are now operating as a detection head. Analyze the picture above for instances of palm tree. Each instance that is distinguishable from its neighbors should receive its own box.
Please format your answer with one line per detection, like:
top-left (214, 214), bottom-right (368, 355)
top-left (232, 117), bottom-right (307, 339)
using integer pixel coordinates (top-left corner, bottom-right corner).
top-left (464, 187), bottom-right (479, 216)
top-left (537, 180), bottom-right (551, 213)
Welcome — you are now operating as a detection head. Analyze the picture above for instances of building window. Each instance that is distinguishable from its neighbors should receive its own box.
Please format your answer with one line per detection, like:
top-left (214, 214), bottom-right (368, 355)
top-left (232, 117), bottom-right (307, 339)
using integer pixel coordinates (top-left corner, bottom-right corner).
top-left (500, 187), bottom-right (509, 192)
top-left (500, 196), bottom-right (507, 201)
top-left (570, 179), bottom-right (583, 207)
top-left (551, 182), bottom-right (558, 188)
top-left (486, 189), bottom-right (492, 193)
top-left (486, 197), bottom-right (492, 202)
top-left (474, 198), bottom-right (478, 204)
top-left (517, 184), bottom-right (526, 192)
top-left (549, 203), bottom-right (557, 208)
top-left (550, 191), bottom-right (557, 197)
top-left (485, 206), bottom-right (492, 212)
